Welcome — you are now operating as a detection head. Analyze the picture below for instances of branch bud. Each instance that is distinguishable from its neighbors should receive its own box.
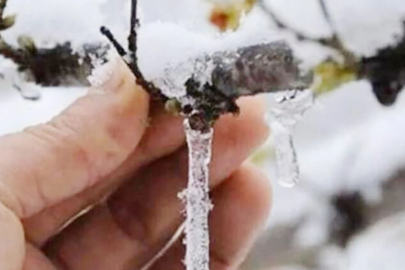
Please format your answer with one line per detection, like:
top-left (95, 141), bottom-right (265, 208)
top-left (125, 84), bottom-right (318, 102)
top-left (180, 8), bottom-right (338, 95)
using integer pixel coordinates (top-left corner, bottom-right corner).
top-left (0, 14), bottom-right (16, 31)
top-left (17, 35), bottom-right (37, 54)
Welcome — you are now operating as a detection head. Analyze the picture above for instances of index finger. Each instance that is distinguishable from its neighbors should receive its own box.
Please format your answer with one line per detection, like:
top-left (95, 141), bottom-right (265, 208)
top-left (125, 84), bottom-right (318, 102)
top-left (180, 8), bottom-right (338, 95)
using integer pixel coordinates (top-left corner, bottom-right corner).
top-left (0, 59), bottom-right (149, 218)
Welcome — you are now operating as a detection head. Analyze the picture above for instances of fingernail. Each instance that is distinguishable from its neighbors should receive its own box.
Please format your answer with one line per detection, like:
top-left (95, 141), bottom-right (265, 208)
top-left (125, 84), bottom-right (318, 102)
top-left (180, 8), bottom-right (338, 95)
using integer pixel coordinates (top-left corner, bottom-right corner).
top-left (87, 57), bottom-right (125, 94)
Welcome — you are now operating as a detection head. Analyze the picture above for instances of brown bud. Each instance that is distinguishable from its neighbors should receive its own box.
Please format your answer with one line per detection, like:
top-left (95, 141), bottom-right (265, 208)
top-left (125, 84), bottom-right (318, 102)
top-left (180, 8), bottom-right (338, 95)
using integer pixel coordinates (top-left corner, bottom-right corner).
top-left (0, 14), bottom-right (16, 31)
top-left (0, 39), bottom-right (8, 50)
top-left (17, 35), bottom-right (37, 54)
top-left (165, 99), bottom-right (182, 115)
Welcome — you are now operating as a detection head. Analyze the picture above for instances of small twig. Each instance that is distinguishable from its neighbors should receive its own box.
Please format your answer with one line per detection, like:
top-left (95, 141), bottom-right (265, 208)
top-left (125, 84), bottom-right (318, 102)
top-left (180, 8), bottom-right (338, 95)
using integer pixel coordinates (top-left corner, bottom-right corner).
top-left (318, 0), bottom-right (336, 36)
top-left (100, 0), bottom-right (167, 102)
top-left (128, 0), bottom-right (139, 57)
top-left (258, 0), bottom-right (356, 65)
top-left (99, 27), bottom-right (127, 58)
top-left (258, 0), bottom-right (320, 44)
top-left (0, 0), bottom-right (8, 18)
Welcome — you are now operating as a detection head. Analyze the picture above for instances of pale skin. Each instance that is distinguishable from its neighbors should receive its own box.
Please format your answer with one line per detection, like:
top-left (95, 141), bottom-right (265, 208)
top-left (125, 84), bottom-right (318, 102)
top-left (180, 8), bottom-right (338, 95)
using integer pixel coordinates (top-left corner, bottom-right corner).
top-left (0, 59), bottom-right (272, 270)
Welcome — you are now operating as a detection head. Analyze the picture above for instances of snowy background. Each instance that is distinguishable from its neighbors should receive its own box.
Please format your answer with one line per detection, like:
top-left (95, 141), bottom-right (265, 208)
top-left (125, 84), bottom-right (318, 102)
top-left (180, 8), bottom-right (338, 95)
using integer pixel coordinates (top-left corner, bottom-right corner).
top-left (1, 0), bottom-right (405, 269)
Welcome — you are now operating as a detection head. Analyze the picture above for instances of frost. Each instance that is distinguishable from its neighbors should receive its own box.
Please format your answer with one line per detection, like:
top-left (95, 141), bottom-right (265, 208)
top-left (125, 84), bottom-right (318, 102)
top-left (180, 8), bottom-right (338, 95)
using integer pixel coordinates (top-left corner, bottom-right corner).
top-left (267, 90), bottom-right (314, 187)
top-left (178, 119), bottom-right (214, 270)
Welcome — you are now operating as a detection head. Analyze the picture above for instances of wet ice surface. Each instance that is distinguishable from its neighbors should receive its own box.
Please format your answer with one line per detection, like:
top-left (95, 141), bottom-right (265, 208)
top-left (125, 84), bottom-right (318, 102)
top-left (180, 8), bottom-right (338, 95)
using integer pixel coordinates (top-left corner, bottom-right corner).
top-left (151, 50), bottom-right (239, 100)
top-left (179, 120), bottom-right (214, 270)
top-left (267, 90), bottom-right (314, 187)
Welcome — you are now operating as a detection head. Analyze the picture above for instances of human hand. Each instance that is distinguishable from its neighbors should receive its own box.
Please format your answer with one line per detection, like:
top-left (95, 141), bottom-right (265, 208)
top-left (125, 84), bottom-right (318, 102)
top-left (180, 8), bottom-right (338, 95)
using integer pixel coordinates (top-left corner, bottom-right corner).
top-left (0, 59), bottom-right (272, 270)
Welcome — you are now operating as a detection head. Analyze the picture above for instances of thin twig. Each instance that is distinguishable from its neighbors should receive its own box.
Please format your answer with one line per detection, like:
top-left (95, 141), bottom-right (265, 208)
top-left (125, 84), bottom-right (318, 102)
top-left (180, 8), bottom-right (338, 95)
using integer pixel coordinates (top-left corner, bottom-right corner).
top-left (0, 0), bottom-right (7, 18)
top-left (257, 0), bottom-right (321, 44)
top-left (318, 0), bottom-right (336, 36)
top-left (258, 0), bottom-right (356, 65)
top-left (128, 0), bottom-right (138, 56)
top-left (99, 26), bottom-right (127, 58)
top-left (100, 0), bottom-right (167, 101)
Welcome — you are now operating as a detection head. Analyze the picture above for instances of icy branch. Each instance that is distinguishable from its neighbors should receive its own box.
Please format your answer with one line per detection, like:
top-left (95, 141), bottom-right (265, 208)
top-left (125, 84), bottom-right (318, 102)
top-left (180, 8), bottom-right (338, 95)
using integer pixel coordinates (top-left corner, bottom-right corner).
top-left (179, 120), bottom-right (214, 270)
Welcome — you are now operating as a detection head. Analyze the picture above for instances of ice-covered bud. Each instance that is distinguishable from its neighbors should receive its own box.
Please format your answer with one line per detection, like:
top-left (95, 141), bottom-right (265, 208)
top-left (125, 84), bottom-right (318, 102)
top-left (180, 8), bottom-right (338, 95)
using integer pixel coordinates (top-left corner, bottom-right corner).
top-left (211, 41), bottom-right (304, 98)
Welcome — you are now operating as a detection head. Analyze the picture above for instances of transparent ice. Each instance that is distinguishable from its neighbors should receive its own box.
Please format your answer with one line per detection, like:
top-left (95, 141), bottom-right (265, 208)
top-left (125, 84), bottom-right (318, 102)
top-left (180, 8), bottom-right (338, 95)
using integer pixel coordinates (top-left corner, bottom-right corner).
top-left (267, 90), bottom-right (314, 187)
top-left (152, 50), bottom-right (238, 100)
top-left (178, 119), bottom-right (214, 270)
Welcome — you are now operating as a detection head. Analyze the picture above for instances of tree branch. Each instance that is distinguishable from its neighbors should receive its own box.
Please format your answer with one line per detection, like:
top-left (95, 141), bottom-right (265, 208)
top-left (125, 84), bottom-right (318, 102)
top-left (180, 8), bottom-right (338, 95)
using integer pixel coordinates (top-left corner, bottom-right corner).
top-left (318, 0), bottom-right (336, 36)
top-left (258, 0), bottom-right (356, 66)
top-left (101, 0), bottom-right (167, 103)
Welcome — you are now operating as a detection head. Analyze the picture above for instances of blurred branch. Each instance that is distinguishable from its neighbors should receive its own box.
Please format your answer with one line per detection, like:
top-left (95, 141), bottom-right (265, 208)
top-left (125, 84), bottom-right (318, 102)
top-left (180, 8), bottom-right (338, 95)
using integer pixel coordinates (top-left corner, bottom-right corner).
top-left (0, 0), bottom-right (8, 18)
top-left (318, 0), bottom-right (336, 35)
top-left (258, 0), bottom-right (357, 66)
top-left (0, 0), bottom-right (21, 65)
top-left (360, 27), bottom-right (405, 105)
top-left (101, 0), bottom-right (167, 103)
top-left (258, 0), bottom-right (405, 105)
top-left (0, 0), bottom-right (109, 94)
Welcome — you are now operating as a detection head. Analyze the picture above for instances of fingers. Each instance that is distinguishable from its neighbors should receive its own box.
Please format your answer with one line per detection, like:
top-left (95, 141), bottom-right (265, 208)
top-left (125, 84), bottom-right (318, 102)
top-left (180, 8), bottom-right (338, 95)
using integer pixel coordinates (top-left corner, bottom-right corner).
top-left (43, 98), bottom-right (269, 270)
top-left (0, 202), bottom-right (25, 270)
top-left (150, 165), bottom-right (272, 270)
top-left (46, 165), bottom-right (271, 270)
top-left (25, 96), bottom-right (268, 246)
top-left (0, 59), bottom-right (150, 218)
top-left (23, 244), bottom-right (58, 270)
top-left (24, 102), bottom-right (184, 246)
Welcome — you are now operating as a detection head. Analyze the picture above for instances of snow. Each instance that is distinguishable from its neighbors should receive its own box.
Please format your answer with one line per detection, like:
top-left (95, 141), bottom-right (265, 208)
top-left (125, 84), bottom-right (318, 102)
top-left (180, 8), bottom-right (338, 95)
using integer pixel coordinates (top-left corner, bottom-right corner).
top-left (0, 79), bottom-right (85, 134)
top-left (1, 0), bottom-right (405, 270)
top-left (137, 8), bottom-right (284, 97)
top-left (345, 211), bottom-right (405, 270)
top-left (2, 0), bottom-right (107, 48)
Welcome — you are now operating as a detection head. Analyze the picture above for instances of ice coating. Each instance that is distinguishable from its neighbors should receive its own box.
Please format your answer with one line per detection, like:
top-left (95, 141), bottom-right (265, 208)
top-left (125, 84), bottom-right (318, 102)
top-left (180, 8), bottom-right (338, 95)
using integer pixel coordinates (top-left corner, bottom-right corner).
top-left (211, 42), bottom-right (303, 98)
top-left (179, 120), bottom-right (214, 270)
top-left (153, 54), bottom-right (218, 98)
top-left (151, 41), bottom-right (305, 100)
top-left (267, 90), bottom-right (314, 187)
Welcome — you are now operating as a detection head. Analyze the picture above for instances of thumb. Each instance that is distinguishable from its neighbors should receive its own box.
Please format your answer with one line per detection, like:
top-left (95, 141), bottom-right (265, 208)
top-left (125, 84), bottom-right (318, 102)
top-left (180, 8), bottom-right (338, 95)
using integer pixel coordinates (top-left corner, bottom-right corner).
top-left (0, 59), bottom-right (150, 218)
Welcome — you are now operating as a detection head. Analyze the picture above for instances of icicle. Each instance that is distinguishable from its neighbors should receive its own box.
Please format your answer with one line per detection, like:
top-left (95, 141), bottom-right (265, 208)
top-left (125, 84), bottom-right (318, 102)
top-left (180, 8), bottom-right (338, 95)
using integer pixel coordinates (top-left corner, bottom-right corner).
top-left (267, 90), bottom-right (313, 187)
top-left (179, 119), bottom-right (214, 270)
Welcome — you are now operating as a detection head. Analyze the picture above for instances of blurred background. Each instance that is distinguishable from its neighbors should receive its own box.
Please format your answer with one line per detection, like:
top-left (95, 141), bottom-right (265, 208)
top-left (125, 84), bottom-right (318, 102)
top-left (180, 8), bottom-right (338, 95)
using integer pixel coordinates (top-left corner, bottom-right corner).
top-left (0, 0), bottom-right (405, 269)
